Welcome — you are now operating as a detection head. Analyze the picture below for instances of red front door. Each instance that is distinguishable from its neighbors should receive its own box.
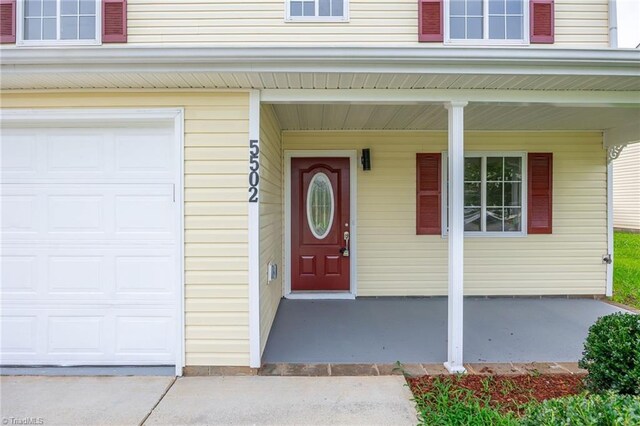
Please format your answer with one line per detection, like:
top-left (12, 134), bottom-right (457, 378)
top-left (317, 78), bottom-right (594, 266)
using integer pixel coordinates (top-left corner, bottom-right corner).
top-left (291, 158), bottom-right (350, 291)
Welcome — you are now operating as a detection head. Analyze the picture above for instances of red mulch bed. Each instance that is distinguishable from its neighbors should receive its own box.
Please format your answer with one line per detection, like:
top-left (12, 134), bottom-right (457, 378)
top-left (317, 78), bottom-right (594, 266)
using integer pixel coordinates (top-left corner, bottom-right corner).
top-left (408, 374), bottom-right (585, 415)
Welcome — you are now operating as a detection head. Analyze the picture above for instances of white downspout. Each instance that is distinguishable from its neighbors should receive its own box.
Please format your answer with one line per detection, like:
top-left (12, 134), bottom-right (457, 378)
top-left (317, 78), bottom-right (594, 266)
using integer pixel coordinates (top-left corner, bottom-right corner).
top-left (609, 0), bottom-right (618, 48)
top-left (606, 161), bottom-right (614, 297)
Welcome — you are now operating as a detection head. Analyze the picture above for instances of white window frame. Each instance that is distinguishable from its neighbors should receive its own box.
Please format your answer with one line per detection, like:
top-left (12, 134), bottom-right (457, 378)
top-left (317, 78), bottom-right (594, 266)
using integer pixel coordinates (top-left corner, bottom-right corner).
top-left (285, 0), bottom-right (349, 22)
top-left (444, 0), bottom-right (530, 46)
top-left (441, 151), bottom-right (528, 238)
top-left (17, 0), bottom-right (102, 46)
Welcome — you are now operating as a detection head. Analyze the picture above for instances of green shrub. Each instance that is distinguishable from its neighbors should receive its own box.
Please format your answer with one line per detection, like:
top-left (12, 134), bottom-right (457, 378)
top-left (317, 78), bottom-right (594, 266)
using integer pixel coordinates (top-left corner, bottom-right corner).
top-left (578, 312), bottom-right (640, 395)
top-left (521, 392), bottom-right (640, 426)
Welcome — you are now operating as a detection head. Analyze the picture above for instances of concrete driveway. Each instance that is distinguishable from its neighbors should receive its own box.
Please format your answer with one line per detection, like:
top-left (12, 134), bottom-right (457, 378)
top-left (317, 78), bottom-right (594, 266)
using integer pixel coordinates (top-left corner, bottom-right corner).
top-left (1, 375), bottom-right (417, 426)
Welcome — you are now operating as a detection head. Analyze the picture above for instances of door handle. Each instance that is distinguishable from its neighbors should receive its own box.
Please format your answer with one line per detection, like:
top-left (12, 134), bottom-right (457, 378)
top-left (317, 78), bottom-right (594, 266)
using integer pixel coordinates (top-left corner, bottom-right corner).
top-left (341, 231), bottom-right (350, 257)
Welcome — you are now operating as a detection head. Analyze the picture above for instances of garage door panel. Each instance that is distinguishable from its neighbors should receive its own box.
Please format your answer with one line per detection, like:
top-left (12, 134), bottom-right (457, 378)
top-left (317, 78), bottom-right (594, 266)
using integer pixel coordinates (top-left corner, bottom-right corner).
top-left (114, 129), bottom-right (174, 174)
top-left (2, 127), bottom-right (175, 182)
top-left (46, 132), bottom-right (106, 174)
top-left (2, 184), bottom-right (175, 241)
top-left (1, 307), bottom-right (176, 365)
top-left (0, 316), bottom-right (38, 356)
top-left (0, 131), bottom-right (37, 174)
top-left (1, 122), bottom-right (180, 367)
top-left (2, 249), bottom-right (177, 302)
top-left (1, 256), bottom-right (38, 294)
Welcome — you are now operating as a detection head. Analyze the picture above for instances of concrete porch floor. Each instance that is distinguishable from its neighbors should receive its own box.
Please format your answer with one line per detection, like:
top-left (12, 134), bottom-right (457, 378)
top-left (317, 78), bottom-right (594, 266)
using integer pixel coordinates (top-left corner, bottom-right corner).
top-left (262, 297), bottom-right (628, 364)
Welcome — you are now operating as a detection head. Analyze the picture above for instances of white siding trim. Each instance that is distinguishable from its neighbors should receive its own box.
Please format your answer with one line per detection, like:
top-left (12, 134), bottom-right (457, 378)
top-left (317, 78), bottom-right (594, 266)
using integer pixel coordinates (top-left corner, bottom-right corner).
top-left (248, 91), bottom-right (261, 369)
top-left (284, 150), bottom-right (358, 299)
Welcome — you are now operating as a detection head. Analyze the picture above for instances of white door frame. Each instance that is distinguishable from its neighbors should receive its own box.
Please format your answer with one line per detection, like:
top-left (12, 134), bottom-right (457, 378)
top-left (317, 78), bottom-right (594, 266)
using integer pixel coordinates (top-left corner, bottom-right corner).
top-left (0, 108), bottom-right (186, 376)
top-left (284, 150), bottom-right (358, 300)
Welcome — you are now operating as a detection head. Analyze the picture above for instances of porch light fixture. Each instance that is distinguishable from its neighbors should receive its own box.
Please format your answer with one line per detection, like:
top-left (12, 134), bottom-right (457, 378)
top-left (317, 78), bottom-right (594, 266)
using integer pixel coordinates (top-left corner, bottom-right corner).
top-left (361, 148), bottom-right (371, 171)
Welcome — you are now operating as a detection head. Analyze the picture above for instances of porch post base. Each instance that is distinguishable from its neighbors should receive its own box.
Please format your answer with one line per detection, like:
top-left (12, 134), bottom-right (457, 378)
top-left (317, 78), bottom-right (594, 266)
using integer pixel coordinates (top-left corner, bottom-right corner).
top-left (443, 362), bottom-right (467, 374)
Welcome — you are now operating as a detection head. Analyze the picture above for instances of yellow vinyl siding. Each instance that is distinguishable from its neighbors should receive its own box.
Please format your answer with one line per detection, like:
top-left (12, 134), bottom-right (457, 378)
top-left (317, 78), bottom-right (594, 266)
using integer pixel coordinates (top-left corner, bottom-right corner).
top-left (613, 143), bottom-right (640, 230)
top-left (0, 91), bottom-right (251, 367)
top-left (283, 131), bottom-right (607, 296)
top-left (259, 105), bottom-right (284, 354)
top-left (125, 0), bottom-right (608, 47)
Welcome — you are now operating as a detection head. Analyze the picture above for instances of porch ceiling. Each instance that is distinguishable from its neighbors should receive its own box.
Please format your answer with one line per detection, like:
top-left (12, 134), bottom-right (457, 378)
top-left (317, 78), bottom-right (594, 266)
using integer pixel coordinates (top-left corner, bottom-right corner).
top-left (271, 103), bottom-right (640, 131)
top-left (3, 72), bottom-right (640, 92)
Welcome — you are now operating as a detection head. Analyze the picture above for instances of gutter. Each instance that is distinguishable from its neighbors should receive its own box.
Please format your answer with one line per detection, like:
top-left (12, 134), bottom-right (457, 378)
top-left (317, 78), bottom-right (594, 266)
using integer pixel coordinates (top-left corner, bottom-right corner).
top-left (1, 46), bottom-right (639, 77)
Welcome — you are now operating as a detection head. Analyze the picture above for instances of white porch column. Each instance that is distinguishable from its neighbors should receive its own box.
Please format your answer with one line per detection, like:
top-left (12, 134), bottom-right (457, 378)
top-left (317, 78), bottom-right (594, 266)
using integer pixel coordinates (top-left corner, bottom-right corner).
top-left (444, 101), bottom-right (467, 374)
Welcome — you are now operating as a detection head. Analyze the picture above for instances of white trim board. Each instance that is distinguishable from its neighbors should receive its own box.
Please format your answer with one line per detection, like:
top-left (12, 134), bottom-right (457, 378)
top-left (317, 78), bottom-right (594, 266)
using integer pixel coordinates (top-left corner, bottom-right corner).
top-left (248, 91), bottom-right (261, 369)
top-left (284, 150), bottom-right (358, 300)
top-left (0, 108), bottom-right (186, 376)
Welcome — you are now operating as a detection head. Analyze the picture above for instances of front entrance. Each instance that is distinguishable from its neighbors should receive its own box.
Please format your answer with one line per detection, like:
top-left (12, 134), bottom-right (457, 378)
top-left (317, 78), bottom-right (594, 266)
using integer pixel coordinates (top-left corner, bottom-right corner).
top-left (291, 157), bottom-right (351, 292)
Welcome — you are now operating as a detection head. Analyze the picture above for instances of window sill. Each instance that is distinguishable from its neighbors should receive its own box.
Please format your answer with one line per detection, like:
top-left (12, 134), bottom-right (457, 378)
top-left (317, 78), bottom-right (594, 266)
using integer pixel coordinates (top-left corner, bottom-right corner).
top-left (284, 18), bottom-right (349, 23)
top-left (444, 39), bottom-right (530, 47)
top-left (16, 40), bottom-right (101, 47)
top-left (441, 232), bottom-right (528, 238)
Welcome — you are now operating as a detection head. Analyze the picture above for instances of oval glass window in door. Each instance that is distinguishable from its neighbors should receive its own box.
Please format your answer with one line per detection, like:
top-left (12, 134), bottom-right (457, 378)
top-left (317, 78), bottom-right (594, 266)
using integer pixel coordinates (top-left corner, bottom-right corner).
top-left (306, 172), bottom-right (335, 240)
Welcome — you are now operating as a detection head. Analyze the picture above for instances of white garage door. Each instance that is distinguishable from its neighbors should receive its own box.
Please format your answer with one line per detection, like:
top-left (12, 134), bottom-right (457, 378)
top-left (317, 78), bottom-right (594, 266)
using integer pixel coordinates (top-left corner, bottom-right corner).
top-left (1, 118), bottom-right (181, 366)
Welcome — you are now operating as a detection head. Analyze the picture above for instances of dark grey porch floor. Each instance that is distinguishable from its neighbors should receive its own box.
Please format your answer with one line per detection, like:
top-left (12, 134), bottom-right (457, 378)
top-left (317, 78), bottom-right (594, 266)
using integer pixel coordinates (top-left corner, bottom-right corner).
top-left (262, 297), bottom-right (628, 364)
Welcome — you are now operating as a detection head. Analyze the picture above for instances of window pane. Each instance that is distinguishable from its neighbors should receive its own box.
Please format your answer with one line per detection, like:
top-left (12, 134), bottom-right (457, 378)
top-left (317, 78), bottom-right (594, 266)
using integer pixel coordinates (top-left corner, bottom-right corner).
top-left (43, 17), bottom-right (56, 39)
top-left (504, 182), bottom-right (522, 206)
top-left (504, 157), bottom-right (522, 181)
top-left (303, 1), bottom-right (314, 16)
top-left (464, 208), bottom-right (481, 231)
top-left (79, 16), bottom-right (95, 39)
top-left (489, 16), bottom-right (505, 39)
top-left (43, 0), bottom-right (57, 16)
top-left (486, 182), bottom-right (503, 207)
top-left (332, 0), bottom-right (343, 16)
top-left (451, 0), bottom-right (465, 16)
top-left (24, 18), bottom-right (42, 40)
top-left (489, 0), bottom-right (505, 14)
top-left (319, 0), bottom-right (330, 16)
top-left (290, 1), bottom-right (303, 16)
top-left (486, 208), bottom-right (504, 231)
top-left (467, 17), bottom-right (483, 39)
top-left (486, 157), bottom-right (504, 181)
top-left (465, 157), bottom-right (481, 181)
top-left (61, 0), bottom-right (78, 15)
top-left (307, 173), bottom-right (334, 239)
top-left (468, 0), bottom-right (483, 15)
top-left (464, 182), bottom-right (481, 207)
top-left (506, 16), bottom-right (523, 39)
top-left (450, 17), bottom-right (465, 39)
top-left (80, 0), bottom-right (96, 15)
top-left (506, 0), bottom-right (523, 14)
top-left (25, 0), bottom-right (42, 17)
top-left (61, 16), bottom-right (78, 39)
top-left (504, 208), bottom-right (522, 231)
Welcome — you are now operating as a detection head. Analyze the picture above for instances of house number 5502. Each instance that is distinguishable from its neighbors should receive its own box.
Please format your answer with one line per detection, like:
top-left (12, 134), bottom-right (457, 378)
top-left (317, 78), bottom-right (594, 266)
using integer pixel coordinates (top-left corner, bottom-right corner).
top-left (248, 139), bottom-right (260, 203)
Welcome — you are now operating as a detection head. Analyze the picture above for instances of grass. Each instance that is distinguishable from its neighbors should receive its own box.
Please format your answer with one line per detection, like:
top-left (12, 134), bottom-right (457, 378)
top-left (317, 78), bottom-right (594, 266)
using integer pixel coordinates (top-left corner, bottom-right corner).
top-left (613, 231), bottom-right (640, 309)
top-left (411, 376), bottom-right (520, 426)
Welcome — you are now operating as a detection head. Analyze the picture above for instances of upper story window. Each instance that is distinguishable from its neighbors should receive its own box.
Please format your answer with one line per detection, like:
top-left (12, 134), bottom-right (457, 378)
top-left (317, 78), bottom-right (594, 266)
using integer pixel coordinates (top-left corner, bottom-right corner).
top-left (286, 0), bottom-right (349, 22)
top-left (446, 0), bottom-right (529, 44)
top-left (19, 0), bottom-right (100, 45)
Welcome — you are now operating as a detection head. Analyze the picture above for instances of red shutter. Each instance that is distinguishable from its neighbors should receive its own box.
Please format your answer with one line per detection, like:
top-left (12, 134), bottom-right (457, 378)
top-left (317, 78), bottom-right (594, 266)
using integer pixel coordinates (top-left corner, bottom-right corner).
top-left (103, 0), bottom-right (127, 43)
top-left (417, 153), bottom-right (442, 235)
top-left (528, 153), bottom-right (553, 234)
top-left (0, 0), bottom-right (16, 44)
top-left (418, 0), bottom-right (443, 42)
top-left (530, 0), bottom-right (554, 44)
